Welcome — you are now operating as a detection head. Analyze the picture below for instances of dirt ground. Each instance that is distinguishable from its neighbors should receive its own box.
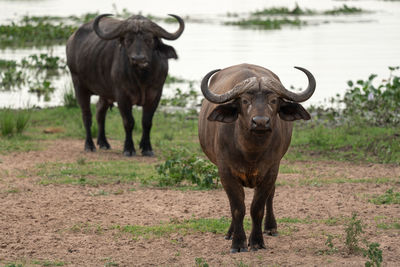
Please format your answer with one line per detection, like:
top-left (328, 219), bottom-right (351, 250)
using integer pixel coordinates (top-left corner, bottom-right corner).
top-left (0, 139), bottom-right (399, 266)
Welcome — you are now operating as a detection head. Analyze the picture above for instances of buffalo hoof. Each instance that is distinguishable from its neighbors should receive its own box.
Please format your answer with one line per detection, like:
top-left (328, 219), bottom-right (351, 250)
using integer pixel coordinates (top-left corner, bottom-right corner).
top-left (250, 244), bottom-right (266, 252)
top-left (123, 151), bottom-right (136, 157)
top-left (230, 247), bottom-right (248, 253)
top-left (98, 143), bottom-right (111, 150)
top-left (225, 235), bottom-right (232, 240)
top-left (142, 150), bottom-right (154, 157)
top-left (264, 228), bottom-right (278, 236)
top-left (85, 145), bottom-right (96, 152)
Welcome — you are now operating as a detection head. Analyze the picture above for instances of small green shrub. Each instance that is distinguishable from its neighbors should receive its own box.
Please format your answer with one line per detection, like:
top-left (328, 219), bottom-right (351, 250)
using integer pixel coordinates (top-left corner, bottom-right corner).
top-left (156, 149), bottom-right (219, 189)
top-left (345, 213), bottom-right (364, 254)
top-left (364, 242), bottom-right (383, 267)
top-left (195, 258), bottom-right (209, 267)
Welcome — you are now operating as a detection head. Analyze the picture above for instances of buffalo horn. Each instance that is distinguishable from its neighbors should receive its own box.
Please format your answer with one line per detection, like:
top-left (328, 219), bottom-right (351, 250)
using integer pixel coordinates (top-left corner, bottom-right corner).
top-left (261, 66), bottom-right (316, 103)
top-left (201, 69), bottom-right (258, 104)
top-left (152, 14), bottom-right (185, 40)
top-left (93, 14), bottom-right (125, 40)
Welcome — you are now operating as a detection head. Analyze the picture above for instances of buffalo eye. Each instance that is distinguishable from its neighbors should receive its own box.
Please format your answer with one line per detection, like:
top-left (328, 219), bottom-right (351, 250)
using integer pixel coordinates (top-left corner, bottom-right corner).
top-left (145, 38), bottom-right (154, 46)
top-left (270, 99), bottom-right (277, 105)
top-left (242, 99), bottom-right (249, 105)
top-left (125, 39), bottom-right (133, 46)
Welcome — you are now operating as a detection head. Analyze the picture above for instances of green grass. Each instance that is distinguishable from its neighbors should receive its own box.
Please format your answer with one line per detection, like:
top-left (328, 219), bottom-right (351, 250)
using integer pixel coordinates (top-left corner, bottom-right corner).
top-left (288, 123), bottom-right (400, 164)
top-left (369, 188), bottom-right (400, 204)
top-left (113, 215), bottom-right (346, 240)
top-left (31, 260), bottom-right (65, 266)
top-left (38, 160), bottom-right (157, 186)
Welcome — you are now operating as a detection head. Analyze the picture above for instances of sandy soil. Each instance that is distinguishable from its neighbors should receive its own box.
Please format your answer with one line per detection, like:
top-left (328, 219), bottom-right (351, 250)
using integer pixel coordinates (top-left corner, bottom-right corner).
top-left (0, 139), bottom-right (399, 266)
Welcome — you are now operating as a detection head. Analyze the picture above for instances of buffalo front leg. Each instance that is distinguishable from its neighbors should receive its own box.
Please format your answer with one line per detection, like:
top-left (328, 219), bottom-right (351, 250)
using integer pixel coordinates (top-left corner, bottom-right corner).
top-left (139, 102), bottom-right (158, 156)
top-left (96, 97), bottom-right (111, 150)
top-left (264, 185), bottom-right (278, 236)
top-left (72, 75), bottom-right (95, 152)
top-left (117, 99), bottom-right (135, 156)
top-left (263, 165), bottom-right (279, 236)
top-left (221, 173), bottom-right (247, 253)
top-left (249, 185), bottom-right (270, 251)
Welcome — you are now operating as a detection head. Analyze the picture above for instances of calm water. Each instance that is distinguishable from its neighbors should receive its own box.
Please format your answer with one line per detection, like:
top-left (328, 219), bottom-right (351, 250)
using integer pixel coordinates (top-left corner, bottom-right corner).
top-left (1, 0), bottom-right (400, 108)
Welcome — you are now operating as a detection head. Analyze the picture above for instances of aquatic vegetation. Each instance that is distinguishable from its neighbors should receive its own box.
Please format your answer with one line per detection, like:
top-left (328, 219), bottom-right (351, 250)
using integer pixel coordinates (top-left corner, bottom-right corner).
top-left (252, 4), bottom-right (316, 16)
top-left (21, 53), bottom-right (66, 71)
top-left (0, 20), bottom-right (76, 48)
top-left (0, 66), bottom-right (25, 90)
top-left (0, 53), bottom-right (65, 101)
top-left (324, 4), bottom-right (363, 15)
top-left (28, 79), bottom-right (56, 102)
top-left (225, 17), bottom-right (304, 29)
top-left (0, 59), bottom-right (17, 69)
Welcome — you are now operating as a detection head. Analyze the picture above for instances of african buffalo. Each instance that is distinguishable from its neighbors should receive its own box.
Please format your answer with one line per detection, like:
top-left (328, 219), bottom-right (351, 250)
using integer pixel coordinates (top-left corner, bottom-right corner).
top-left (66, 13), bottom-right (184, 156)
top-left (198, 63), bottom-right (316, 252)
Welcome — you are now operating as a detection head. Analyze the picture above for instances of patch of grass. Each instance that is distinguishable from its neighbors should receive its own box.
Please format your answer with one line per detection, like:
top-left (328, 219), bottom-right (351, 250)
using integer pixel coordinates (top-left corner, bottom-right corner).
top-left (31, 260), bottom-right (65, 266)
top-left (62, 86), bottom-right (78, 108)
top-left (69, 222), bottom-right (104, 235)
top-left (225, 17), bottom-right (304, 29)
top-left (0, 109), bottom-right (15, 136)
top-left (38, 160), bottom-right (156, 186)
top-left (299, 177), bottom-right (397, 187)
top-left (369, 188), bottom-right (400, 205)
top-left (279, 164), bottom-right (299, 174)
top-left (116, 217), bottom-right (242, 239)
top-left (0, 109), bottom-right (31, 136)
top-left (2, 263), bottom-right (23, 267)
top-left (289, 124), bottom-right (400, 164)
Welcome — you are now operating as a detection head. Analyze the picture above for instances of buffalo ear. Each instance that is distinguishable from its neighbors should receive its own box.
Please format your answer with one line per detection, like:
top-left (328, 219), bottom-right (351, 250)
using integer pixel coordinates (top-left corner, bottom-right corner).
top-left (207, 101), bottom-right (239, 123)
top-left (278, 99), bottom-right (311, 121)
top-left (157, 39), bottom-right (178, 59)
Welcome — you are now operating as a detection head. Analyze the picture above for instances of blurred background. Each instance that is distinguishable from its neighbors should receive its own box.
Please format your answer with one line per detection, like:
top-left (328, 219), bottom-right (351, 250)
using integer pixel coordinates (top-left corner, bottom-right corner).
top-left (0, 0), bottom-right (399, 108)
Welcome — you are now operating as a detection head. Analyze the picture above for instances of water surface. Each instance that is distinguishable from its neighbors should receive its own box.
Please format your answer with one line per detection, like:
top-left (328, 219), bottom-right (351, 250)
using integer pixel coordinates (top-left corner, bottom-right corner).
top-left (1, 0), bottom-right (399, 107)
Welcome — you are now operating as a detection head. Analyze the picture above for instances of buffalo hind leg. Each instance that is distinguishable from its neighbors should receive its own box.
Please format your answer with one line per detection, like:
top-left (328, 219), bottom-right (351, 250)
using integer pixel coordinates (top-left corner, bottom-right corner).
top-left (72, 75), bottom-right (95, 152)
top-left (96, 97), bottom-right (111, 149)
top-left (140, 102), bottom-right (158, 156)
top-left (118, 99), bottom-right (135, 156)
top-left (264, 185), bottom-right (278, 236)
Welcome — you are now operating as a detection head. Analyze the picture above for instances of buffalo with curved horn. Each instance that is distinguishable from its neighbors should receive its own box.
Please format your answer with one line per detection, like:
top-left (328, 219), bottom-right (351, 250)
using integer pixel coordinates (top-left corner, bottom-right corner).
top-left (66, 14), bottom-right (184, 156)
top-left (198, 63), bottom-right (316, 252)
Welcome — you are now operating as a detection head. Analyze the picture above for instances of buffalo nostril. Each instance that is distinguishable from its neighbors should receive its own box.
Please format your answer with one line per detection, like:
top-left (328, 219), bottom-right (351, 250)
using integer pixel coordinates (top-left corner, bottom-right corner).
top-left (131, 55), bottom-right (145, 61)
top-left (252, 116), bottom-right (270, 128)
